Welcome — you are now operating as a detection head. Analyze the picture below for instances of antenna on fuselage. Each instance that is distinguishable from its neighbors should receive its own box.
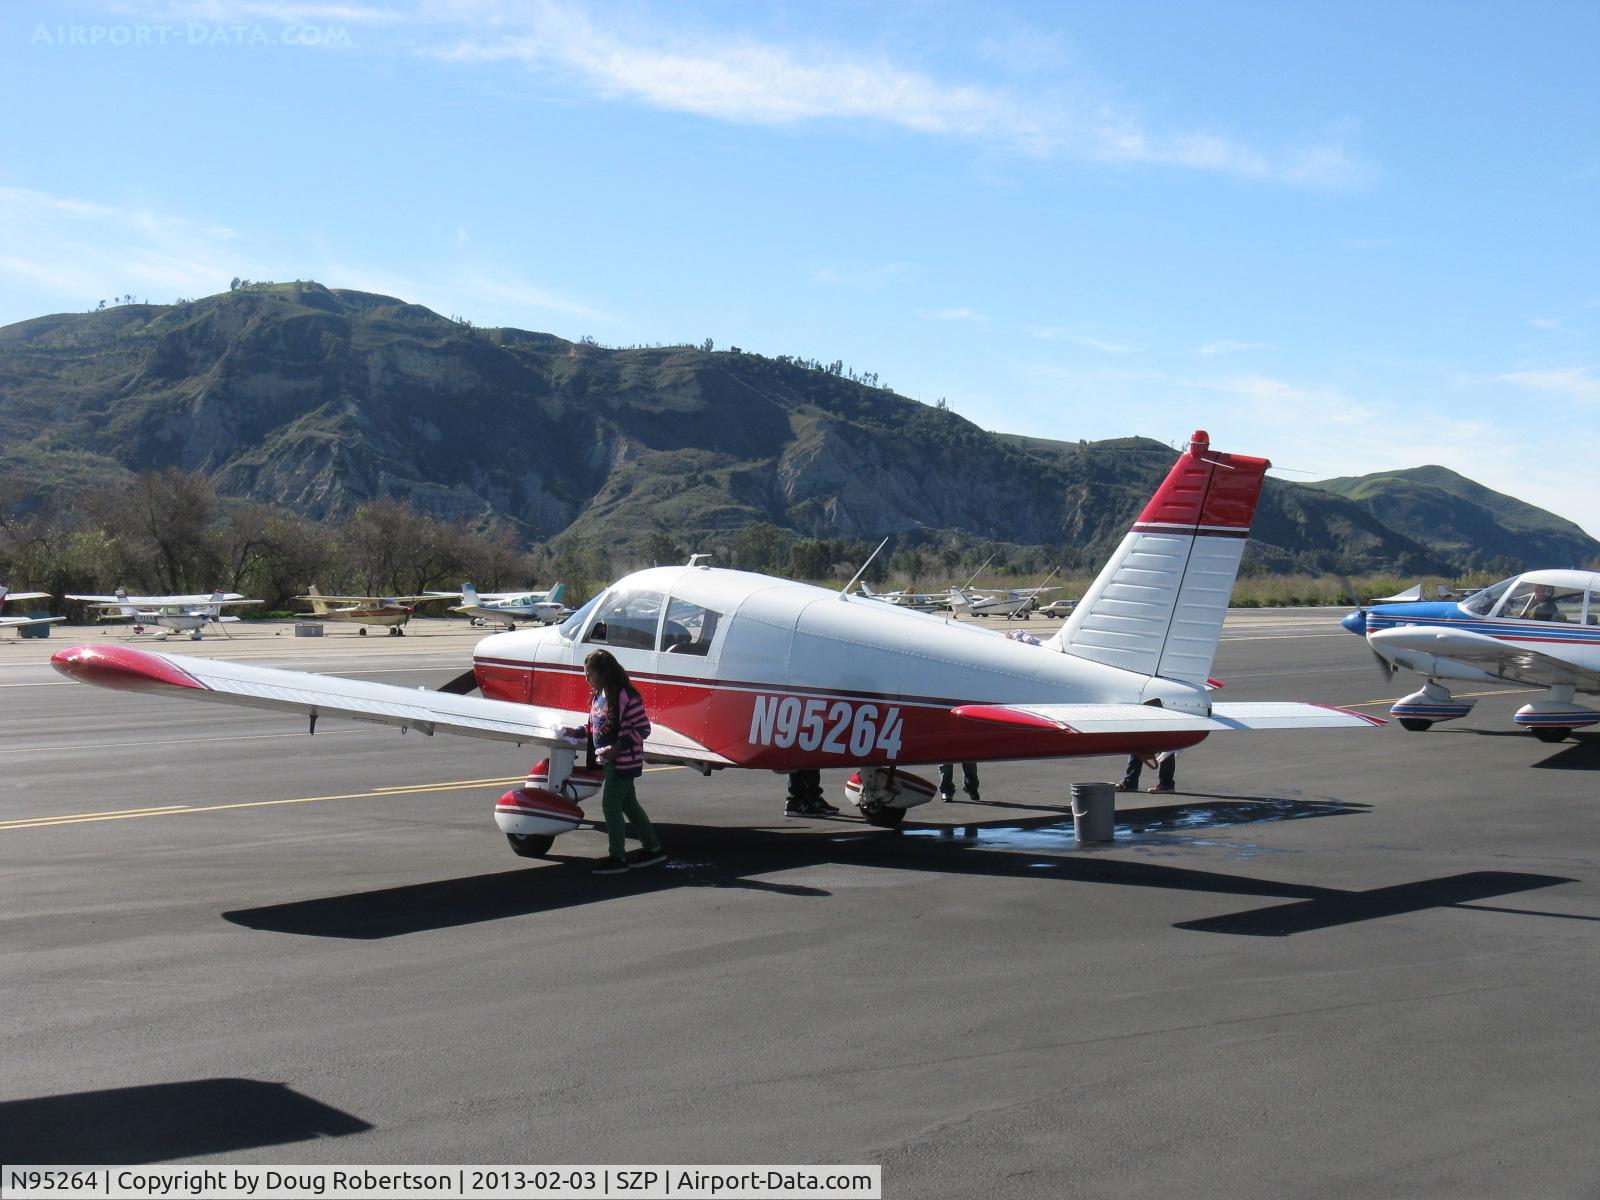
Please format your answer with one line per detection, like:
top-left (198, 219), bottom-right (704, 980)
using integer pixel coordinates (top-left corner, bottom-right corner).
top-left (839, 537), bottom-right (890, 601)
top-left (686, 553), bottom-right (713, 568)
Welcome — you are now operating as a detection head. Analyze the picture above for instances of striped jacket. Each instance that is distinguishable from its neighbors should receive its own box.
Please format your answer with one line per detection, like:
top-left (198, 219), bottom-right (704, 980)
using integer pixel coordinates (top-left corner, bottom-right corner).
top-left (589, 685), bottom-right (651, 778)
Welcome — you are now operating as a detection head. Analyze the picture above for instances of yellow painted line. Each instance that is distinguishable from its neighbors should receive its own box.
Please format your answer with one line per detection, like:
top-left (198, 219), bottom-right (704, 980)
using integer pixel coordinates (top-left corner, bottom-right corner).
top-left (0, 804), bottom-right (194, 828)
top-left (1342, 686), bottom-right (1542, 710)
top-left (1, 765), bottom-right (685, 831)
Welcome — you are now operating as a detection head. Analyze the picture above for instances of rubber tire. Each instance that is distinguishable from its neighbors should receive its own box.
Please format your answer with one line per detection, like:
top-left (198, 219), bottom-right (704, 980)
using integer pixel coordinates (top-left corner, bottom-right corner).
top-left (864, 806), bottom-right (906, 829)
top-left (1532, 728), bottom-right (1572, 744)
top-left (506, 832), bottom-right (556, 858)
top-left (1398, 718), bottom-right (1434, 732)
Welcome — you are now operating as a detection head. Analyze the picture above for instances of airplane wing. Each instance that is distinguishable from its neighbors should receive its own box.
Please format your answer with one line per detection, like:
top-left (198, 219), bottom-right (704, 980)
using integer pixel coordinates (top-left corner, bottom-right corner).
top-left (51, 645), bottom-right (731, 764)
top-left (1, 615), bottom-right (65, 628)
top-left (3, 591), bottom-right (52, 603)
top-left (1369, 624), bottom-right (1600, 692)
top-left (952, 701), bottom-right (1384, 733)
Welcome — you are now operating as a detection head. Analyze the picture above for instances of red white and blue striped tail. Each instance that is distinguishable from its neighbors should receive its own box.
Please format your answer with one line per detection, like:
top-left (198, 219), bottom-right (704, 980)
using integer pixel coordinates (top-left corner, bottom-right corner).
top-left (1046, 431), bottom-right (1269, 686)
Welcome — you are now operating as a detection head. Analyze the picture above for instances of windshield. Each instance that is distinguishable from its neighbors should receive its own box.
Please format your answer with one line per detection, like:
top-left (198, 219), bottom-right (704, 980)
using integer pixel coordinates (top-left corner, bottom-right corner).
top-left (1459, 578), bottom-right (1512, 617)
top-left (557, 592), bottom-right (604, 640)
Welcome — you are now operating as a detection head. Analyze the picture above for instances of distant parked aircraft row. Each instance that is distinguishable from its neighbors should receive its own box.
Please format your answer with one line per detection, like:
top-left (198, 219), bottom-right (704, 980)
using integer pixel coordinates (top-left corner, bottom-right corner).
top-left (2, 582), bottom-right (571, 639)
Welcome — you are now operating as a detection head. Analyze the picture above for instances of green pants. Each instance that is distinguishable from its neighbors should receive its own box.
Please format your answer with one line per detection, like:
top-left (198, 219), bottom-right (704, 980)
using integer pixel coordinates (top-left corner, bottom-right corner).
top-left (601, 762), bottom-right (660, 860)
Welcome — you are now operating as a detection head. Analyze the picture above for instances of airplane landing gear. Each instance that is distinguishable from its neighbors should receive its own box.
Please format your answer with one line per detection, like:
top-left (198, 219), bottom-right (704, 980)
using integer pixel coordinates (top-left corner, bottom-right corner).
top-left (1390, 681), bottom-right (1473, 731)
top-left (506, 833), bottom-right (556, 857)
top-left (1514, 691), bottom-right (1597, 742)
top-left (845, 767), bottom-right (936, 828)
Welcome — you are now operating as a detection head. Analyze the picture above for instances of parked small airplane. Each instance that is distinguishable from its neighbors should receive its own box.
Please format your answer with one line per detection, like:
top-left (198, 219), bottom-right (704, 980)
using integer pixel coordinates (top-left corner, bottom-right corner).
top-left (856, 583), bottom-right (950, 612)
top-left (65, 589), bottom-right (260, 640)
top-left (442, 582), bottom-right (568, 629)
top-left (55, 431), bottom-right (1380, 864)
top-left (0, 586), bottom-right (65, 634)
top-left (297, 586), bottom-right (437, 635)
top-left (1366, 582), bottom-right (1470, 604)
top-left (1342, 568), bottom-right (1600, 741)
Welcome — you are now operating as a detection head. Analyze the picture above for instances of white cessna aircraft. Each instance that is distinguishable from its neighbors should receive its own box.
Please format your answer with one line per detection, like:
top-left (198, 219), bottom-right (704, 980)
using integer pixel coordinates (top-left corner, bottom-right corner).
top-left (441, 582), bottom-right (569, 629)
top-left (65, 589), bottom-right (261, 640)
top-left (54, 431), bottom-right (1380, 860)
top-left (0, 586), bottom-right (65, 634)
top-left (1343, 567), bottom-right (1600, 742)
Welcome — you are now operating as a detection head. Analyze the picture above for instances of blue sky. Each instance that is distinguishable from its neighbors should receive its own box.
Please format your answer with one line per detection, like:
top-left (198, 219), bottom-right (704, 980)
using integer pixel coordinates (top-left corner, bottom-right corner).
top-left (3, 0), bottom-right (1598, 537)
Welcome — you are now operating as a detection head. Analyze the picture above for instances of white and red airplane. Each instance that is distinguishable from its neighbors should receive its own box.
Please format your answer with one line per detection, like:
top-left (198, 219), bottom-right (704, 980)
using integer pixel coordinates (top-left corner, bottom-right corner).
top-left (1, 586), bottom-right (65, 634)
top-left (52, 431), bottom-right (1380, 859)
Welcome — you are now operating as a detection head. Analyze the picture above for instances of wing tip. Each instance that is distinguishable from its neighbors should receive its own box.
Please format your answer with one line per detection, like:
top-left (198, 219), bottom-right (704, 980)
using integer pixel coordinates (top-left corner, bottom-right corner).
top-left (51, 644), bottom-right (206, 693)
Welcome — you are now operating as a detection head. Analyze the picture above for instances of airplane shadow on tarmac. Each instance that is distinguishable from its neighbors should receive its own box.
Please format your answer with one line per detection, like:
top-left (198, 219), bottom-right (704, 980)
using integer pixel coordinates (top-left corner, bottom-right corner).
top-left (0, 1078), bottom-right (371, 1164)
top-left (1431, 728), bottom-right (1600, 769)
top-left (222, 797), bottom-right (1578, 941)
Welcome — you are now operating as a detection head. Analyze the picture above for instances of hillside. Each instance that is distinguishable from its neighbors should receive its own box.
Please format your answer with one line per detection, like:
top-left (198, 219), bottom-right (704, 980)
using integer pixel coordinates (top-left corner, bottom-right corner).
top-left (1306, 466), bottom-right (1598, 571)
top-left (0, 282), bottom-right (1584, 574)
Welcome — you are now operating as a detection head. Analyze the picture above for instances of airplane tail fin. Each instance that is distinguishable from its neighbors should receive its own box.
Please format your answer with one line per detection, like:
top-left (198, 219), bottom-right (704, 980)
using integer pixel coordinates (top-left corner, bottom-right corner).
top-left (1045, 431), bottom-right (1269, 687)
top-left (947, 589), bottom-right (973, 614)
top-left (306, 585), bottom-right (330, 615)
top-left (462, 582), bottom-right (480, 606)
top-left (547, 582), bottom-right (566, 605)
top-left (115, 588), bottom-right (139, 618)
top-left (206, 588), bottom-right (225, 617)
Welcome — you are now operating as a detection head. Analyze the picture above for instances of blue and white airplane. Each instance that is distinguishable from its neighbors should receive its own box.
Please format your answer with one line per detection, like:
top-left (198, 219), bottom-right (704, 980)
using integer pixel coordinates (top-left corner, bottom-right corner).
top-left (1342, 569), bottom-right (1600, 742)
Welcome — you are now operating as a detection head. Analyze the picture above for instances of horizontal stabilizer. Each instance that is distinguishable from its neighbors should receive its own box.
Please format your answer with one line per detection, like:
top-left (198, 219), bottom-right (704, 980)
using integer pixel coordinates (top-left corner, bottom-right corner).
top-left (952, 700), bottom-right (1384, 734)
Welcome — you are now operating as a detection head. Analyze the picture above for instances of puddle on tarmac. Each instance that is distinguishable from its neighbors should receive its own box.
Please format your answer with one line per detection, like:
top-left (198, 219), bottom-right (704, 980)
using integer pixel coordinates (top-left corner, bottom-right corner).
top-left (897, 798), bottom-right (1346, 859)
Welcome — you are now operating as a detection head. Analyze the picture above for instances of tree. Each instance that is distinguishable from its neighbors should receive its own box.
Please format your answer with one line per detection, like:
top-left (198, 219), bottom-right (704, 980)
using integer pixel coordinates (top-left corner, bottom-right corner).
top-left (788, 539), bottom-right (834, 581)
top-left (730, 522), bottom-right (784, 572)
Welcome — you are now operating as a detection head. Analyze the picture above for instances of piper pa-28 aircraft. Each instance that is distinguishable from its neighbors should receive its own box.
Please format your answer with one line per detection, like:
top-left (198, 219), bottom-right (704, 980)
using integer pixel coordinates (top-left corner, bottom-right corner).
top-left (442, 582), bottom-right (568, 629)
top-left (53, 431), bottom-right (1380, 860)
top-left (65, 589), bottom-right (260, 640)
top-left (1343, 568), bottom-right (1600, 742)
top-left (298, 586), bottom-right (436, 635)
top-left (0, 586), bottom-right (64, 634)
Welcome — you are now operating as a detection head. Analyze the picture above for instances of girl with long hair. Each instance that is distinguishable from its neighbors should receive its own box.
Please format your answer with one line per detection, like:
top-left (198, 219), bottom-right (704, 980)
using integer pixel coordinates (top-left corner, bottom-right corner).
top-left (573, 649), bottom-right (666, 874)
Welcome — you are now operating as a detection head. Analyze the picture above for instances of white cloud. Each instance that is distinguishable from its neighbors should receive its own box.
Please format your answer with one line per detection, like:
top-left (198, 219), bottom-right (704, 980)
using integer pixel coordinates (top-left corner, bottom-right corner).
top-left (0, 184), bottom-right (605, 329)
top-left (1031, 325), bottom-right (1131, 354)
top-left (414, 3), bottom-right (1368, 186)
top-left (0, 185), bottom-right (243, 307)
top-left (1197, 339), bottom-right (1263, 356)
top-left (1497, 367), bottom-right (1600, 405)
top-left (1527, 316), bottom-right (1562, 330)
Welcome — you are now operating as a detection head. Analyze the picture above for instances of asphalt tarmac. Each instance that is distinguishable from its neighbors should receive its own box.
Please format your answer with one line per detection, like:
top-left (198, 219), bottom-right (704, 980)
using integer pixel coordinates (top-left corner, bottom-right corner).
top-left (2, 612), bottom-right (1598, 1197)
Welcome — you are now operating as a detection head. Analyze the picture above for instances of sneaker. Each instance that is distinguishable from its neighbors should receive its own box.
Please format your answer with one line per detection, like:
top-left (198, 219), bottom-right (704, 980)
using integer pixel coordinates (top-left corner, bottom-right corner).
top-left (1116, 783), bottom-right (1138, 793)
top-left (964, 789), bottom-right (981, 804)
top-left (938, 791), bottom-right (956, 803)
top-left (812, 797), bottom-right (840, 814)
top-left (591, 856), bottom-right (630, 875)
top-left (1147, 783), bottom-right (1176, 794)
top-left (784, 799), bottom-right (813, 816)
top-left (629, 847), bottom-right (667, 868)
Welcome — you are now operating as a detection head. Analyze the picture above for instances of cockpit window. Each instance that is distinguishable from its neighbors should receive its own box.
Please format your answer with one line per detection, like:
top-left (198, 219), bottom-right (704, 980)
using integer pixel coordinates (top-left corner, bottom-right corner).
top-left (1497, 580), bottom-right (1585, 623)
top-left (660, 598), bottom-right (723, 657)
top-left (1460, 578), bottom-right (1511, 617)
top-left (557, 593), bottom-right (604, 640)
top-left (584, 590), bottom-right (665, 651)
